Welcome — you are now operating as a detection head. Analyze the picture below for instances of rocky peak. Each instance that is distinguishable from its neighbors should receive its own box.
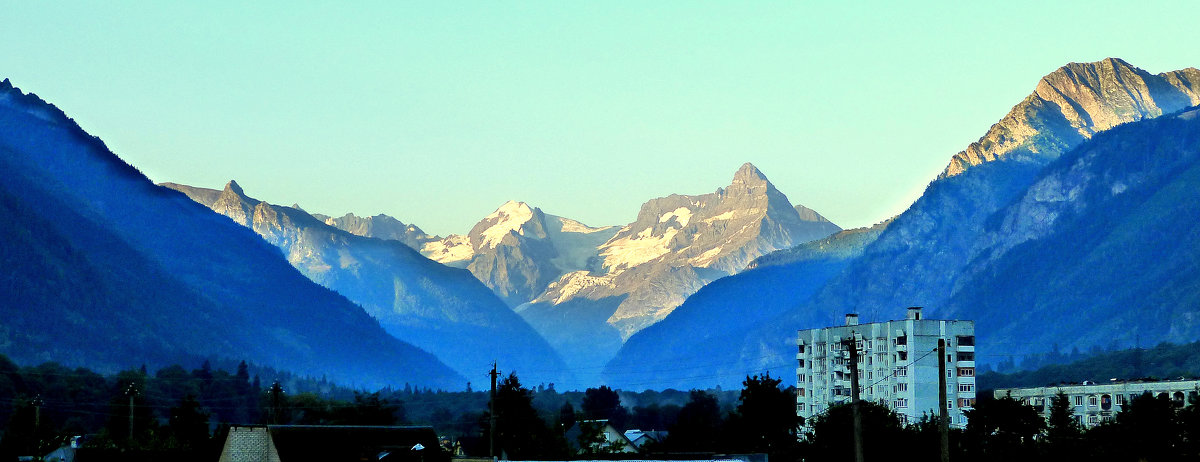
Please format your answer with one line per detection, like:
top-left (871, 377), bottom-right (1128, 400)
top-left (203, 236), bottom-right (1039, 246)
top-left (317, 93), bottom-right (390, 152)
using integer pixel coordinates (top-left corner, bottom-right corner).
top-left (469, 200), bottom-right (546, 250)
top-left (223, 180), bottom-right (247, 198)
top-left (732, 162), bottom-right (769, 185)
top-left (941, 58), bottom-right (1200, 178)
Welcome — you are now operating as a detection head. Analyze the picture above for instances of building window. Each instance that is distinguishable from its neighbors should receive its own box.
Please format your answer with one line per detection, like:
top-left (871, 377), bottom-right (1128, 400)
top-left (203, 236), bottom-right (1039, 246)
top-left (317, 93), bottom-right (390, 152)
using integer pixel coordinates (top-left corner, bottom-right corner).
top-left (958, 352), bottom-right (975, 361)
top-left (1074, 395), bottom-right (1084, 406)
top-left (898, 351), bottom-right (908, 361)
top-left (896, 336), bottom-right (907, 346)
top-left (1088, 415), bottom-right (1099, 425)
top-left (798, 359), bottom-right (805, 367)
top-left (798, 388), bottom-right (805, 397)
top-left (1088, 396), bottom-right (1098, 407)
top-left (959, 384), bottom-right (974, 392)
top-left (958, 398), bottom-right (976, 408)
top-left (1101, 395), bottom-right (1112, 411)
top-left (798, 403), bottom-right (805, 411)
top-left (898, 383), bottom-right (908, 392)
top-left (957, 335), bottom-right (975, 346)
top-left (896, 367), bottom-right (908, 377)
top-left (958, 367), bottom-right (975, 377)
top-left (799, 344), bottom-right (805, 353)
top-left (1116, 394), bottom-right (1126, 406)
top-left (895, 398), bottom-right (908, 408)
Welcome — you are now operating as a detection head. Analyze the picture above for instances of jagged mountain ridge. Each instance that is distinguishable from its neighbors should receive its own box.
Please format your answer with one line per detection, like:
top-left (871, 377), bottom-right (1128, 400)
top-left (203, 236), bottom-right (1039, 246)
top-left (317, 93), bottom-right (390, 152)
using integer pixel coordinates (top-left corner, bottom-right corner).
top-left (518, 163), bottom-right (841, 385)
top-left (0, 78), bottom-right (464, 389)
top-left (942, 57), bottom-right (1200, 177)
top-left (605, 58), bottom-right (1200, 389)
top-left (533, 163), bottom-right (842, 337)
top-left (605, 220), bottom-right (890, 388)
top-left (322, 212), bottom-right (437, 251)
top-left (162, 182), bottom-right (573, 386)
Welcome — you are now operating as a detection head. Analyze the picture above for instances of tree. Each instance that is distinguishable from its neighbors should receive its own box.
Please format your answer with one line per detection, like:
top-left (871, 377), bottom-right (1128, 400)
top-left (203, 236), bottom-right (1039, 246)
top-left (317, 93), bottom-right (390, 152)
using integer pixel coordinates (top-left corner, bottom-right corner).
top-left (557, 402), bottom-right (576, 433)
top-left (481, 373), bottom-right (563, 459)
top-left (1087, 392), bottom-right (1182, 461)
top-left (963, 394), bottom-right (1044, 462)
top-left (1043, 391), bottom-right (1081, 458)
top-left (724, 374), bottom-right (801, 459)
top-left (334, 391), bottom-right (404, 425)
top-left (167, 394), bottom-right (210, 450)
top-left (1180, 389), bottom-right (1200, 459)
top-left (805, 401), bottom-right (909, 462)
top-left (581, 385), bottom-right (629, 431)
top-left (663, 390), bottom-right (723, 452)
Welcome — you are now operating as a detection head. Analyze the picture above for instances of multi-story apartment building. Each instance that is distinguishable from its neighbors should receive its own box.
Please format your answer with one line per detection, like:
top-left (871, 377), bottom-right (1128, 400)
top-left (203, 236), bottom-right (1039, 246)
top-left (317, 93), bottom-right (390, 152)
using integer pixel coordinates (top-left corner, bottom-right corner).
top-left (796, 307), bottom-right (976, 427)
top-left (996, 379), bottom-right (1200, 428)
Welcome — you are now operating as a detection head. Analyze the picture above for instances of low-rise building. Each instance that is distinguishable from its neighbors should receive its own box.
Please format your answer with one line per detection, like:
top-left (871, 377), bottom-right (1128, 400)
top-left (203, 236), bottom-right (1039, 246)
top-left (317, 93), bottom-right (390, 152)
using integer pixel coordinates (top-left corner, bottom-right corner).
top-left (995, 379), bottom-right (1200, 428)
top-left (796, 307), bottom-right (976, 427)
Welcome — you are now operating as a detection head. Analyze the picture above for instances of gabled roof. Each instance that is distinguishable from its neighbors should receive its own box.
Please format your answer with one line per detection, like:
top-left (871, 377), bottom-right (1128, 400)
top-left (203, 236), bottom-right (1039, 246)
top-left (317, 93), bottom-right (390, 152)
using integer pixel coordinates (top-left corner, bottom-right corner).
top-left (220, 425), bottom-right (445, 462)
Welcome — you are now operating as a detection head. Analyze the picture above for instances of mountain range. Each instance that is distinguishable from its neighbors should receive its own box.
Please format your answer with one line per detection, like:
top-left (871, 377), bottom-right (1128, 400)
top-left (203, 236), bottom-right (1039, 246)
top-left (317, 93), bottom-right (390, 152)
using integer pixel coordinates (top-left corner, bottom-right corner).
top-left (604, 57), bottom-right (1200, 389)
top-left (6, 57), bottom-right (1199, 392)
top-left (0, 78), bottom-right (464, 389)
top-left (312, 163), bottom-right (841, 383)
top-left (160, 181), bottom-right (573, 386)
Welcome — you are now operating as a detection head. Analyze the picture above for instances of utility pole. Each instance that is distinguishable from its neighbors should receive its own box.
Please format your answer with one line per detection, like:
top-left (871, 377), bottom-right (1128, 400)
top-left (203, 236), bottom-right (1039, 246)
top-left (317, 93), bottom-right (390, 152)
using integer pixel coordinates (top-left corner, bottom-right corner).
top-left (125, 383), bottom-right (138, 443)
top-left (845, 337), bottom-right (864, 462)
top-left (268, 381), bottom-right (284, 424)
top-left (32, 395), bottom-right (43, 433)
top-left (938, 338), bottom-right (950, 462)
top-left (489, 362), bottom-right (500, 462)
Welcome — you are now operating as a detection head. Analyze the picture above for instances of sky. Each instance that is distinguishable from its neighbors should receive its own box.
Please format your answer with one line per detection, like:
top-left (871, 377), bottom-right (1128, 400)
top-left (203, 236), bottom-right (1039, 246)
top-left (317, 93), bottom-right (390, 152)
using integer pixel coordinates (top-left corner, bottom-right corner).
top-left (3, 2), bottom-right (1199, 236)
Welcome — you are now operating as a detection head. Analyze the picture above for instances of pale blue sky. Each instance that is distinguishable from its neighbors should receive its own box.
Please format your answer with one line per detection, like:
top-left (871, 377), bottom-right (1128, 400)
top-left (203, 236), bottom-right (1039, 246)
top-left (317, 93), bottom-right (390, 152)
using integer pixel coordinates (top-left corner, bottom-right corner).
top-left (4, 2), bottom-right (1198, 236)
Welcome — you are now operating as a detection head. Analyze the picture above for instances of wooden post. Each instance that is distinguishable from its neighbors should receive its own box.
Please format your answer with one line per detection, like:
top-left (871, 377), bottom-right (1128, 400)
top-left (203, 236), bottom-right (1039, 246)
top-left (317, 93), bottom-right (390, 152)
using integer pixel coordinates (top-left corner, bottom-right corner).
top-left (938, 338), bottom-right (950, 462)
top-left (847, 337), bottom-right (864, 462)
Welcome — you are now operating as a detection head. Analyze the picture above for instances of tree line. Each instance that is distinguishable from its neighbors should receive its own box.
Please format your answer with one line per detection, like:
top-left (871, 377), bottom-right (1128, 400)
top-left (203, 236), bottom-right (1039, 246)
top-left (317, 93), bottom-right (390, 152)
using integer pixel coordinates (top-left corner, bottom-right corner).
top-left (807, 390), bottom-right (1200, 462)
top-left (11, 351), bottom-right (1200, 462)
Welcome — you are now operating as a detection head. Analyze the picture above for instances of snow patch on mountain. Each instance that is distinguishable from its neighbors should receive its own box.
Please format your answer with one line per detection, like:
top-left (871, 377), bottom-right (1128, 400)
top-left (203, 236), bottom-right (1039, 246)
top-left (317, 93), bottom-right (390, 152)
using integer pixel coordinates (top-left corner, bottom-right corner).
top-left (659, 207), bottom-right (693, 227)
top-left (479, 200), bottom-right (536, 249)
top-left (558, 217), bottom-right (613, 234)
top-left (541, 271), bottom-right (616, 304)
top-left (599, 226), bottom-right (680, 272)
top-left (689, 246), bottom-right (724, 266)
top-left (422, 234), bottom-right (473, 264)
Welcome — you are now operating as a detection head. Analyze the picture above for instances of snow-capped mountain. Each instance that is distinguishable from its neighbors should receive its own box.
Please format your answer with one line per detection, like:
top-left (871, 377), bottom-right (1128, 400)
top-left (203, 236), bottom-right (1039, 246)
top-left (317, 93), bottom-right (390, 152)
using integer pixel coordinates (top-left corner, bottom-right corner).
top-left (517, 163), bottom-right (841, 382)
top-left (404, 201), bottom-right (620, 307)
top-left (604, 58), bottom-right (1200, 389)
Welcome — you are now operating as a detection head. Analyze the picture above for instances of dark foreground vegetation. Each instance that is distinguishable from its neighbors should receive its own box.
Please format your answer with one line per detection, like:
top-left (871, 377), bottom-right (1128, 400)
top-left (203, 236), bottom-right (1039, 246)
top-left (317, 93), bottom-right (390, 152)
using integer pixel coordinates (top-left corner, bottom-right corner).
top-left (6, 349), bottom-right (1200, 462)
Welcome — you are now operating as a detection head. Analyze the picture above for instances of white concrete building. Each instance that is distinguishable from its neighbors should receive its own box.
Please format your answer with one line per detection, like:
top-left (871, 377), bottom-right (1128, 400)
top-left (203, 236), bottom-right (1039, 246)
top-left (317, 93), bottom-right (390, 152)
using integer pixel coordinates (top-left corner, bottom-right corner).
top-left (995, 379), bottom-right (1200, 428)
top-left (796, 307), bottom-right (976, 427)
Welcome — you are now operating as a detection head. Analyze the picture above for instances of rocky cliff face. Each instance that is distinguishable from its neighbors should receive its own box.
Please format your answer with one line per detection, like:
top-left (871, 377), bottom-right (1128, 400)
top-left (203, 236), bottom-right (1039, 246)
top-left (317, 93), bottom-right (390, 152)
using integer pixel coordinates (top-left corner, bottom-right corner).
top-left (942, 58), bottom-right (1200, 177)
top-left (162, 182), bottom-right (572, 386)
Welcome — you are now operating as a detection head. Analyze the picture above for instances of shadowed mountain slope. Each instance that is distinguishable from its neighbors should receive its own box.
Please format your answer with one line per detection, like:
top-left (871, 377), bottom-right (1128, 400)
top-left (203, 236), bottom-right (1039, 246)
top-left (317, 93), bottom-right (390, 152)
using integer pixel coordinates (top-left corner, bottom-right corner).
top-left (0, 78), bottom-right (463, 389)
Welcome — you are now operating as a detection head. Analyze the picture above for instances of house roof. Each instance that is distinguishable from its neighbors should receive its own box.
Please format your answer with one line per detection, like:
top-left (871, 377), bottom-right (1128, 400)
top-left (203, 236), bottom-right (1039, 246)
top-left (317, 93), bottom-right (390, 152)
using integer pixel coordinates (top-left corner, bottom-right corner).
top-left (221, 425), bottom-right (444, 462)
